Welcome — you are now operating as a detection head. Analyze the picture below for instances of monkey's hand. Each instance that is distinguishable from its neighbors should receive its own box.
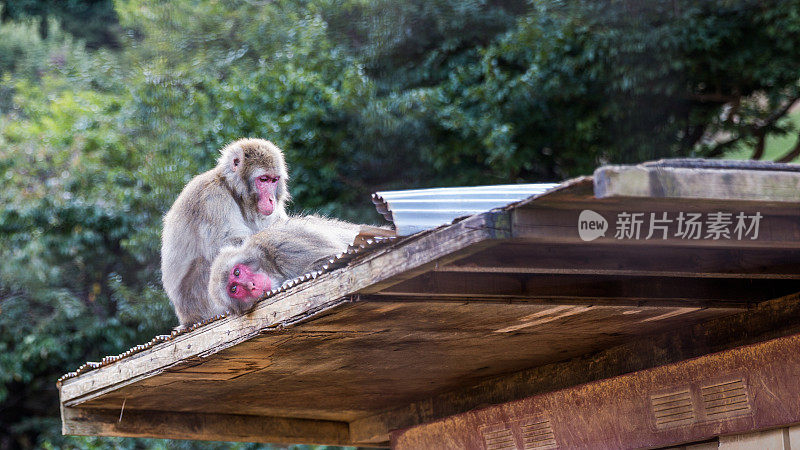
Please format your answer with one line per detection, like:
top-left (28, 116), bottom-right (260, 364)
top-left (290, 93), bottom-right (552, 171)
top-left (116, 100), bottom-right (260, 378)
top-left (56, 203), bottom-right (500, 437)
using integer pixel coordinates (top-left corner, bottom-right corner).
top-left (353, 225), bottom-right (396, 246)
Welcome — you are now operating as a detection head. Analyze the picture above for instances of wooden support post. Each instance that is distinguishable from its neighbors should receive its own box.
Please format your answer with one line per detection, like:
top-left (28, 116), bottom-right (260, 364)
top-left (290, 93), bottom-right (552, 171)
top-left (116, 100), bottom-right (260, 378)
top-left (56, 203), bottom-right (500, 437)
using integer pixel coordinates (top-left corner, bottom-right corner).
top-left (62, 407), bottom-right (352, 446)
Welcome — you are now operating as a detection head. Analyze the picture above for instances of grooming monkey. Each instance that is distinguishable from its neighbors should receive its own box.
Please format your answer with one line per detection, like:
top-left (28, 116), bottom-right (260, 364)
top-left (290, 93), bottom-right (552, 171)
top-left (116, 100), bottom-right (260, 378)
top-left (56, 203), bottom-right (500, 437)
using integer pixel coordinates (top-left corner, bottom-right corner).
top-left (161, 138), bottom-right (290, 326)
top-left (208, 215), bottom-right (362, 315)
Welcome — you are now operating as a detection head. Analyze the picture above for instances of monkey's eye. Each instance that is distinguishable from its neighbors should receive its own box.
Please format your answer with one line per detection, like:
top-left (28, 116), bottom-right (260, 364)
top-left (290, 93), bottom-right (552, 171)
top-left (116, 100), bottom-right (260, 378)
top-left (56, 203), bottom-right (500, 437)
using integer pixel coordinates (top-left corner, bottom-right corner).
top-left (258, 175), bottom-right (278, 183)
top-left (233, 268), bottom-right (240, 277)
top-left (230, 285), bottom-right (238, 294)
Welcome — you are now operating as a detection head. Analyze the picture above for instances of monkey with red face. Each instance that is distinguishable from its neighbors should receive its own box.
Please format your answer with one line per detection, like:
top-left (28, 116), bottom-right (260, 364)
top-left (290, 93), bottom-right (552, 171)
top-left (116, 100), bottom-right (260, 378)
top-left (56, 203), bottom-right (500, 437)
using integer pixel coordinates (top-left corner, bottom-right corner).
top-left (161, 138), bottom-right (290, 326)
top-left (208, 215), bottom-right (360, 315)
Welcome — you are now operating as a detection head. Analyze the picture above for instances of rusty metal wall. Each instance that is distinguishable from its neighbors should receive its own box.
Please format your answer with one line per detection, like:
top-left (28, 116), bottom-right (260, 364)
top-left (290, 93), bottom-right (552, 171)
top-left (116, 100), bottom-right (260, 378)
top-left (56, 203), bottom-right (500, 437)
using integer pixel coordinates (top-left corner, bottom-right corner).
top-left (391, 332), bottom-right (800, 450)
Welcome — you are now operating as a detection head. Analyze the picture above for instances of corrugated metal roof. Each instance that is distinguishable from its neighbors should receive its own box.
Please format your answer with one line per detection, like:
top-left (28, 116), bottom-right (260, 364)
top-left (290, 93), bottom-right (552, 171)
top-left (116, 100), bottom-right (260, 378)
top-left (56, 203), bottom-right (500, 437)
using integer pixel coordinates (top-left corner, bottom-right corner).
top-left (372, 183), bottom-right (560, 235)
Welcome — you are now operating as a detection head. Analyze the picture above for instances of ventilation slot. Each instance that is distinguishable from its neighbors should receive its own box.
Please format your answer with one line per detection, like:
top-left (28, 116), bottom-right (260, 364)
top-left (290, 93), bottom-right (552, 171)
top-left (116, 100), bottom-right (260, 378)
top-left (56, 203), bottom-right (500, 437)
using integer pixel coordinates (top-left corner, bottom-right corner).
top-left (651, 389), bottom-right (695, 428)
top-left (481, 426), bottom-right (516, 450)
top-left (701, 379), bottom-right (751, 419)
top-left (520, 417), bottom-right (557, 449)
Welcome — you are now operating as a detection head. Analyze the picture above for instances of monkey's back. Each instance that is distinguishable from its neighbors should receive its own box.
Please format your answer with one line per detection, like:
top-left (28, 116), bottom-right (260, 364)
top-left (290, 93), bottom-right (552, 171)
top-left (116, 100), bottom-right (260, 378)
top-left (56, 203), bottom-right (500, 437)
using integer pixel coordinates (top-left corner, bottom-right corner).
top-left (248, 216), bottom-right (356, 282)
top-left (161, 169), bottom-right (250, 324)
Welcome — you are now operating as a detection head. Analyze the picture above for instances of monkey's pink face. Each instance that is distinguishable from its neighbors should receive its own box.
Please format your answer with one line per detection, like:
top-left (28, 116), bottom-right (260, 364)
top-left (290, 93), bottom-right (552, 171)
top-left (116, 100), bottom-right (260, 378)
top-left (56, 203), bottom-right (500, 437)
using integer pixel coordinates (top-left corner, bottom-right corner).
top-left (254, 174), bottom-right (280, 215)
top-left (227, 263), bottom-right (271, 302)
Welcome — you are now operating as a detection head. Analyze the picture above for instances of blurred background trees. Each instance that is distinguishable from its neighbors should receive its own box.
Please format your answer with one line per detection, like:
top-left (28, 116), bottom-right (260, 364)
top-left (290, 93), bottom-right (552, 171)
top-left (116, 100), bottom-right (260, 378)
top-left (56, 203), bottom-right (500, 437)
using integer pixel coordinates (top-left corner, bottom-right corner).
top-left (0, 0), bottom-right (798, 448)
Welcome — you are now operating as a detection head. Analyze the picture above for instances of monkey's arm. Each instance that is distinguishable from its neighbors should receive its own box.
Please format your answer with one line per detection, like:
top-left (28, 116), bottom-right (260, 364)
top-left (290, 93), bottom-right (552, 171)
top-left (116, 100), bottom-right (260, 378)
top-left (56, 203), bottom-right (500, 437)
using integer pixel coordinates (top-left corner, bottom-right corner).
top-left (197, 192), bottom-right (255, 258)
top-left (354, 225), bottom-right (396, 246)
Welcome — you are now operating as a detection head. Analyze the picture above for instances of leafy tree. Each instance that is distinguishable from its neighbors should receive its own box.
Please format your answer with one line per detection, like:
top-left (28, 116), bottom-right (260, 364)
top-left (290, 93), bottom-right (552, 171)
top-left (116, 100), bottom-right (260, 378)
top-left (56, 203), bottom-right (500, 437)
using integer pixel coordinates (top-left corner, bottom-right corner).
top-left (330, 0), bottom-right (800, 179)
top-left (2, 1), bottom-right (800, 449)
top-left (0, 0), bottom-right (120, 49)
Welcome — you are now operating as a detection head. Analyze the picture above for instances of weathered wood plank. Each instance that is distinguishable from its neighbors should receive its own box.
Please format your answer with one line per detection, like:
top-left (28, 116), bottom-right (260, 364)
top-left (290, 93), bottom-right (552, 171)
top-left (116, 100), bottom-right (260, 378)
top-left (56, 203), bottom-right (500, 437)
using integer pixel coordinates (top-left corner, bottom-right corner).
top-left (361, 294), bottom-right (749, 309)
top-left (357, 211), bottom-right (510, 294)
top-left (511, 176), bottom-right (594, 207)
top-left (61, 406), bottom-right (353, 446)
top-left (378, 272), bottom-right (798, 305)
top-left (69, 301), bottom-right (732, 423)
top-left (440, 243), bottom-right (800, 279)
top-left (594, 165), bottom-right (800, 203)
top-left (513, 205), bottom-right (800, 248)
top-left (350, 293), bottom-right (800, 444)
top-left (59, 212), bottom-right (500, 406)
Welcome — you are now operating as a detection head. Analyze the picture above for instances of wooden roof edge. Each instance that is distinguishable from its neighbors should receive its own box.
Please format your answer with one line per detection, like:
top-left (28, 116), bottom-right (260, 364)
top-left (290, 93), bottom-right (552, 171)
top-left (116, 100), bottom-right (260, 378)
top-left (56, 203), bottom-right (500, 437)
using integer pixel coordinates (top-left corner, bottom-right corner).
top-left (61, 405), bottom-right (358, 447)
top-left (506, 176), bottom-right (594, 209)
top-left (512, 160), bottom-right (800, 210)
top-left (594, 162), bottom-right (800, 203)
top-left (57, 210), bottom-right (504, 405)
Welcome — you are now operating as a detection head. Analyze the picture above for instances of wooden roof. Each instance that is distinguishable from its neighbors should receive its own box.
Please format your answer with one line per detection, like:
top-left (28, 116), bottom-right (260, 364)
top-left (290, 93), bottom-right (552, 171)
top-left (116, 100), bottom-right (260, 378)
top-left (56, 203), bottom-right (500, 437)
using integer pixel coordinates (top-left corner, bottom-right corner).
top-left (58, 161), bottom-right (800, 447)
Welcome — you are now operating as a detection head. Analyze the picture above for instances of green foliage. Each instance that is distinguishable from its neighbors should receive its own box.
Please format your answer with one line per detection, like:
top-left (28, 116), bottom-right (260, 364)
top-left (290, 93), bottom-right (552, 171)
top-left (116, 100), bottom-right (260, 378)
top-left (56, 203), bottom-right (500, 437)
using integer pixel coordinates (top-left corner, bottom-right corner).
top-left (0, 0), bottom-right (120, 49)
top-left (0, 18), bottom-right (80, 90)
top-left (339, 0), bottom-right (800, 179)
top-left (725, 111), bottom-right (800, 162)
top-left (323, 0), bottom-right (528, 92)
top-left (0, 66), bottom-right (173, 449)
top-left (1, 0), bottom-right (800, 449)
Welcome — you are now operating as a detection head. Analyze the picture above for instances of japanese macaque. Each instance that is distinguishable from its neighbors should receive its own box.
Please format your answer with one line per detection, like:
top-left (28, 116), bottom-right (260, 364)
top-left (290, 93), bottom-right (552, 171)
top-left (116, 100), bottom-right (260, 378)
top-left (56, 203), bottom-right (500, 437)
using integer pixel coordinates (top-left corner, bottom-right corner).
top-left (161, 138), bottom-right (290, 326)
top-left (208, 215), bottom-right (362, 315)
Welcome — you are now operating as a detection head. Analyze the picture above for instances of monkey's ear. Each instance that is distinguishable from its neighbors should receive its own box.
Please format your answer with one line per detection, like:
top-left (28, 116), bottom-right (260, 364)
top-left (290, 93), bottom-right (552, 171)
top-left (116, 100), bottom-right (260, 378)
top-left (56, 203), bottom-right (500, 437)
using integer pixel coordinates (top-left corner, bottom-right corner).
top-left (229, 147), bottom-right (243, 172)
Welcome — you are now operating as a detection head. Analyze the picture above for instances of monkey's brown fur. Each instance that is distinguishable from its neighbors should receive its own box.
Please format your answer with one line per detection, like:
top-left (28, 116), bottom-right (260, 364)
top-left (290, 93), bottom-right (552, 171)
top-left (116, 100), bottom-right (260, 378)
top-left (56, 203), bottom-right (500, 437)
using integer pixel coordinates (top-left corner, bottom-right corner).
top-left (208, 215), bottom-right (360, 315)
top-left (161, 138), bottom-right (290, 326)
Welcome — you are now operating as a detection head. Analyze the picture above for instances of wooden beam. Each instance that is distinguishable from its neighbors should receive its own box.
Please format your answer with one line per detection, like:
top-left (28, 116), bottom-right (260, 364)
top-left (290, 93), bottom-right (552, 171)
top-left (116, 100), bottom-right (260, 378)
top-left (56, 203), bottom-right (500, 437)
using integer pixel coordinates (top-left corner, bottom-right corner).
top-left (377, 272), bottom-right (799, 306)
top-left (440, 243), bottom-right (800, 279)
top-left (61, 407), bottom-right (354, 446)
top-left (351, 293), bottom-right (800, 444)
top-left (360, 295), bottom-right (748, 310)
top-left (512, 205), bottom-right (800, 249)
top-left (594, 164), bottom-right (800, 203)
top-left (59, 211), bottom-right (503, 407)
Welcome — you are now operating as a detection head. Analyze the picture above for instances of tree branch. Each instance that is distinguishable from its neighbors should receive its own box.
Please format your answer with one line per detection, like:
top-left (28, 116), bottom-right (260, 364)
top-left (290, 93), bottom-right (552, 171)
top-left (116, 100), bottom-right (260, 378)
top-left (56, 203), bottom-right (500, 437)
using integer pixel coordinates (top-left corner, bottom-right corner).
top-left (705, 134), bottom-right (744, 158)
top-left (704, 94), bottom-right (800, 158)
top-left (760, 95), bottom-right (800, 128)
top-left (750, 130), bottom-right (766, 160)
top-left (776, 134), bottom-right (800, 163)
top-left (680, 123), bottom-right (707, 152)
